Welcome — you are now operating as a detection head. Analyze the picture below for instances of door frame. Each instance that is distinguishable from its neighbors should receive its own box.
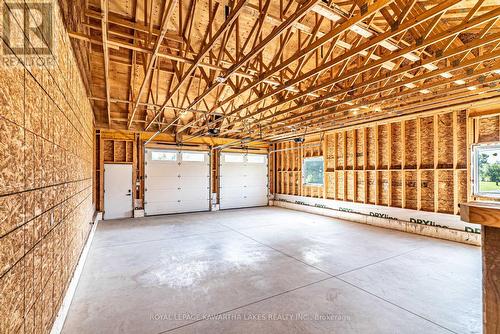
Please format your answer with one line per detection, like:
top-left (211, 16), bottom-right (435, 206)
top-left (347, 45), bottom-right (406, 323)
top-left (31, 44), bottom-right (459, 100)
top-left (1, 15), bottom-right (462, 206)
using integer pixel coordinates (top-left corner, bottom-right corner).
top-left (103, 163), bottom-right (133, 220)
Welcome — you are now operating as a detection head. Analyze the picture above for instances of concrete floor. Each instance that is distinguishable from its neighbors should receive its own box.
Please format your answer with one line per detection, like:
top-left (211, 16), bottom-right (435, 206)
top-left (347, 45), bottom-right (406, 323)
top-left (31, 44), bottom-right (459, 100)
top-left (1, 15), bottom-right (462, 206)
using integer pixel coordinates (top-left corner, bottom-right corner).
top-left (62, 207), bottom-right (482, 334)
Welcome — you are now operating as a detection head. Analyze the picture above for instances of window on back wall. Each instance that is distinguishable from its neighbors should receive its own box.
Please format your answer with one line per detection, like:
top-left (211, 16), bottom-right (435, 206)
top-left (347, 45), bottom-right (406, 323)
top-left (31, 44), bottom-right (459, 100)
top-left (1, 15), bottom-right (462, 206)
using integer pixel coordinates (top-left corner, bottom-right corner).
top-left (472, 143), bottom-right (500, 198)
top-left (303, 157), bottom-right (324, 186)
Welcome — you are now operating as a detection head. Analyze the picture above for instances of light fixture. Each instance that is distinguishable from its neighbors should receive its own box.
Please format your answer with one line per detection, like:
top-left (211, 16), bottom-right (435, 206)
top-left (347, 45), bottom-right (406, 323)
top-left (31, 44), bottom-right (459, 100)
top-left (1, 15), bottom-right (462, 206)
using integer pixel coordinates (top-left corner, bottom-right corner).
top-left (382, 62), bottom-right (395, 70)
top-left (423, 63), bottom-right (438, 71)
top-left (420, 89), bottom-right (431, 94)
top-left (344, 101), bottom-right (354, 106)
top-left (404, 83), bottom-right (416, 89)
top-left (454, 79), bottom-right (466, 85)
top-left (311, 4), bottom-right (341, 22)
top-left (403, 52), bottom-right (420, 62)
top-left (467, 86), bottom-right (477, 91)
top-left (349, 24), bottom-right (373, 38)
top-left (379, 40), bottom-right (398, 51)
top-left (216, 76), bottom-right (227, 83)
top-left (440, 72), bottom-right (453, 79)
top-left (494, 70), bottom-right (500, 74)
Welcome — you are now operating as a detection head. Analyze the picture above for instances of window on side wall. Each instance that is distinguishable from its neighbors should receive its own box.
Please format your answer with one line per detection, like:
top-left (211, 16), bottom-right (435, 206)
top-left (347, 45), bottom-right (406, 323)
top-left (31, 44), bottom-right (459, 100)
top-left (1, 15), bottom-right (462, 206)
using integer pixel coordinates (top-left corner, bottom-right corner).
top-left (303, 157), bottom-right (324, 186)
top-left (472, 143), bottom-right (500, 198)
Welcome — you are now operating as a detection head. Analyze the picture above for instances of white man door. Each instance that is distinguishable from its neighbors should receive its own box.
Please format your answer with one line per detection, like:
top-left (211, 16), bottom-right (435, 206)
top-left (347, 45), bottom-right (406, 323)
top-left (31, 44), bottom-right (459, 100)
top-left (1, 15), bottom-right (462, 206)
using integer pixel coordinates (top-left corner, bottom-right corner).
top-left (104, 164), bottom-right (133, 220)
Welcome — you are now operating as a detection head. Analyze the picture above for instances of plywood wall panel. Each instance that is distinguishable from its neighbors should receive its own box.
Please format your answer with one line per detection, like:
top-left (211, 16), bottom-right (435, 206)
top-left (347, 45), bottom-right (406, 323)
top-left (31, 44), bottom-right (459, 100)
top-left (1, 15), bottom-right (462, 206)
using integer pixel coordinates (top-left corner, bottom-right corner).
top-left (404, 120), bottom-right (417, 168)
top-left (438, 170), bottom-right (454, 214)
top-left (421, 171), bottom-right (435, 212)
top-left (420, 117), bottom-right (434, 169)
top-left (391, 171), bottom-right (402, 208)
top-left (437, 113), bottom-right (453, 168)
top-left (356, 129), bottom-right (364, 168)
top-left (391, 123), bottom-right (402, 168)
top-left (478, 115), bottom-right (500, 142)
top-left (456, 111), bottom-right (467, 169)
top-left (346, 171), bottom-right (354, 201)
top-left (336, 132), bottom-right (344, 169)
top-left (366, 127), bottom-right (376, 169)
top-left (405, 171), bottom-right (418, 210)
top-left (367, 171), bottom-right (376, 204)
top-left (378, 171), bottom-right (389, 206)
top-left (275, 109), bottom-right (498, 219)
top-left (356, 171), bottom-right (364, 202)
top-left (0, 2), bottom-right (94, 333)
top-left (0, 64), bottom-right (24, 127)
top-left (378, 125), bottom-right (389, 169)
top-left (346, 131), bottom-right (354, 169)
top-left (0, 117), bottom-right (25, 195)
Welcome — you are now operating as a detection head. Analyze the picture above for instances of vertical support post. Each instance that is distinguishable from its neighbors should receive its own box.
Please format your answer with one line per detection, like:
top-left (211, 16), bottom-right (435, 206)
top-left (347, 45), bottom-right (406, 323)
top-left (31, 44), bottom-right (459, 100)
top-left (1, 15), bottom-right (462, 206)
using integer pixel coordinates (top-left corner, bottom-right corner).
top-left (434, 114), bottom-right (439, 212)
top-left (417, 118), bottom-right (422, 211)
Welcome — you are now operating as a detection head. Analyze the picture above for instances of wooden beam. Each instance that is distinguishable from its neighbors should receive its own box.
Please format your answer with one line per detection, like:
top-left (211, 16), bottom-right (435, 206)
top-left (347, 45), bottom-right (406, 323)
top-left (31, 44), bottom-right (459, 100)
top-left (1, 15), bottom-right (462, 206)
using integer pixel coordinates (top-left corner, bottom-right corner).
top-left (127, 0), bottom-right (179, 129)
top-left (100, 0), bottom-right (111, 126)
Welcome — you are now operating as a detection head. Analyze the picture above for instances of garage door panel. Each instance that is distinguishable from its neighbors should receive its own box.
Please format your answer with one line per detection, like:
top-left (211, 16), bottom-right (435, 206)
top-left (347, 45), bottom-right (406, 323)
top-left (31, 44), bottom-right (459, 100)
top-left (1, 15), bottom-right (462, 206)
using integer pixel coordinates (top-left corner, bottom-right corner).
top-left (178, 164), bottom-right (209, 176)
top-left (178, 187), bottom-right (209, 200)
top-left (179, 176), bottom-right (209, 188)
top-left (179, 200), bottom-right (209, 212)
top-left (220, 153), bottom-right (268, 209)
top-left (146, 162), bottom-right (179, 175)
top-left (144, 201), bottom-right (181, 216)
top-left (146, 176), bottom-right (181, 189)
top-left (144, 149), bottom-right (210, 215)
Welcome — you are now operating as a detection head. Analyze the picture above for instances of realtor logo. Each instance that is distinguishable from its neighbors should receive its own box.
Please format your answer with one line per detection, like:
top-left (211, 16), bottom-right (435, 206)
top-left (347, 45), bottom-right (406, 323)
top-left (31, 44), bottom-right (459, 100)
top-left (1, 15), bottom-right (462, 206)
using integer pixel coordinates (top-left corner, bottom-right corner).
top-left (2, 1), bottom-right (54, 66)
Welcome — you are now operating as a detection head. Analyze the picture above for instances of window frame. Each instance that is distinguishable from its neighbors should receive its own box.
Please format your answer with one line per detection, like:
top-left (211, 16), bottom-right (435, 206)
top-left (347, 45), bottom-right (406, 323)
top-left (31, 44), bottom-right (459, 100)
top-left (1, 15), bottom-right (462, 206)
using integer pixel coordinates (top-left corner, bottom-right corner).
top-left (151, 150), bottom-right (177, 162)
top-left (181, 152), bottom-right (206, 162)
top-left (471, 142), bottom-right (500, 198)
top-left (223, 153), bottom-right (245, 163)
top-left (247, 154), bottom-right (266, 164)
top-left (302, 156), bottom-right (324, 186)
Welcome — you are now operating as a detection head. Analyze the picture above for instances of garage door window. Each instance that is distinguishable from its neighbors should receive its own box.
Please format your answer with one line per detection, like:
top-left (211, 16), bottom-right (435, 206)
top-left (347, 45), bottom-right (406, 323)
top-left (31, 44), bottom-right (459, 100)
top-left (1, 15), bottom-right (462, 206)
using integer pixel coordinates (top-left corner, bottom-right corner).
top-left (247, 154), bottom-right (266, 164)
top-left (224, 154), bottom-right (244, 163)
top-left (152, 151), bottom-right (177, 161)
top-left (182, 152), bottom-right (205, 162)
top-left (303, 157), bottom-right (324, 185)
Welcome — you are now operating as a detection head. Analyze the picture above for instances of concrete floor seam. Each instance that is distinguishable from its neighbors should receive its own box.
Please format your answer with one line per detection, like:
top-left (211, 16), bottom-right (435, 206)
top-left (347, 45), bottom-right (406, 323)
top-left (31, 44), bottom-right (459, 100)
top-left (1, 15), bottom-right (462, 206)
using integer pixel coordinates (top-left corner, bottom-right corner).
top-left (335, 277), bottom-right (459, 334)
top-left (91, 227), bottom-right (234, 250)
top-left (215, 224), bottom-right (459, 333)
top-left (220, 222), bottom-right (427, 280)
top-left (155, 276), bottom-right (336, 334)
top-left (332, 246), bottom-right (426, 277)
top-left (62, 209), bottom-right (481, 334)
top-left (218, 223), bottom-right (335, 277)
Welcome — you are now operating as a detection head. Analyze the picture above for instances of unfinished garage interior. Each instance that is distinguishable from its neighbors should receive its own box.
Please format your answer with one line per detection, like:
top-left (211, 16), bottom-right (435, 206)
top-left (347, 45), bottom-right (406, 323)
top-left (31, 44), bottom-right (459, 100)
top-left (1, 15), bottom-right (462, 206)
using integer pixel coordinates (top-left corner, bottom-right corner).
top-left (1, 0), bottom-right (500, 333)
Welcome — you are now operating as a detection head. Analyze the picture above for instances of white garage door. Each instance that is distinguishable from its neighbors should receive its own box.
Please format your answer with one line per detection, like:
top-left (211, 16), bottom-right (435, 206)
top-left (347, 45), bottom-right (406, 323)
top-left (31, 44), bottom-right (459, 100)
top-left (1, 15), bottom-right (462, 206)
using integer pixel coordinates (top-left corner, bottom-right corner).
top-left (220, 153), bottom-right (269, 209)
top-left (144, 149), bottom-right (210, 215)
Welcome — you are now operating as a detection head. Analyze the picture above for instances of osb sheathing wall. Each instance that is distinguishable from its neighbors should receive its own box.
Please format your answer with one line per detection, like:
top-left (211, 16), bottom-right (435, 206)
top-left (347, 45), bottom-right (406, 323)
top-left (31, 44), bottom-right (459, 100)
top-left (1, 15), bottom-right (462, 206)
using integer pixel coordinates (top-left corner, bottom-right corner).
top-left (274, 110), bottom-right (500, 217)
top-left (0, 2), bottom-right (94, 333)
